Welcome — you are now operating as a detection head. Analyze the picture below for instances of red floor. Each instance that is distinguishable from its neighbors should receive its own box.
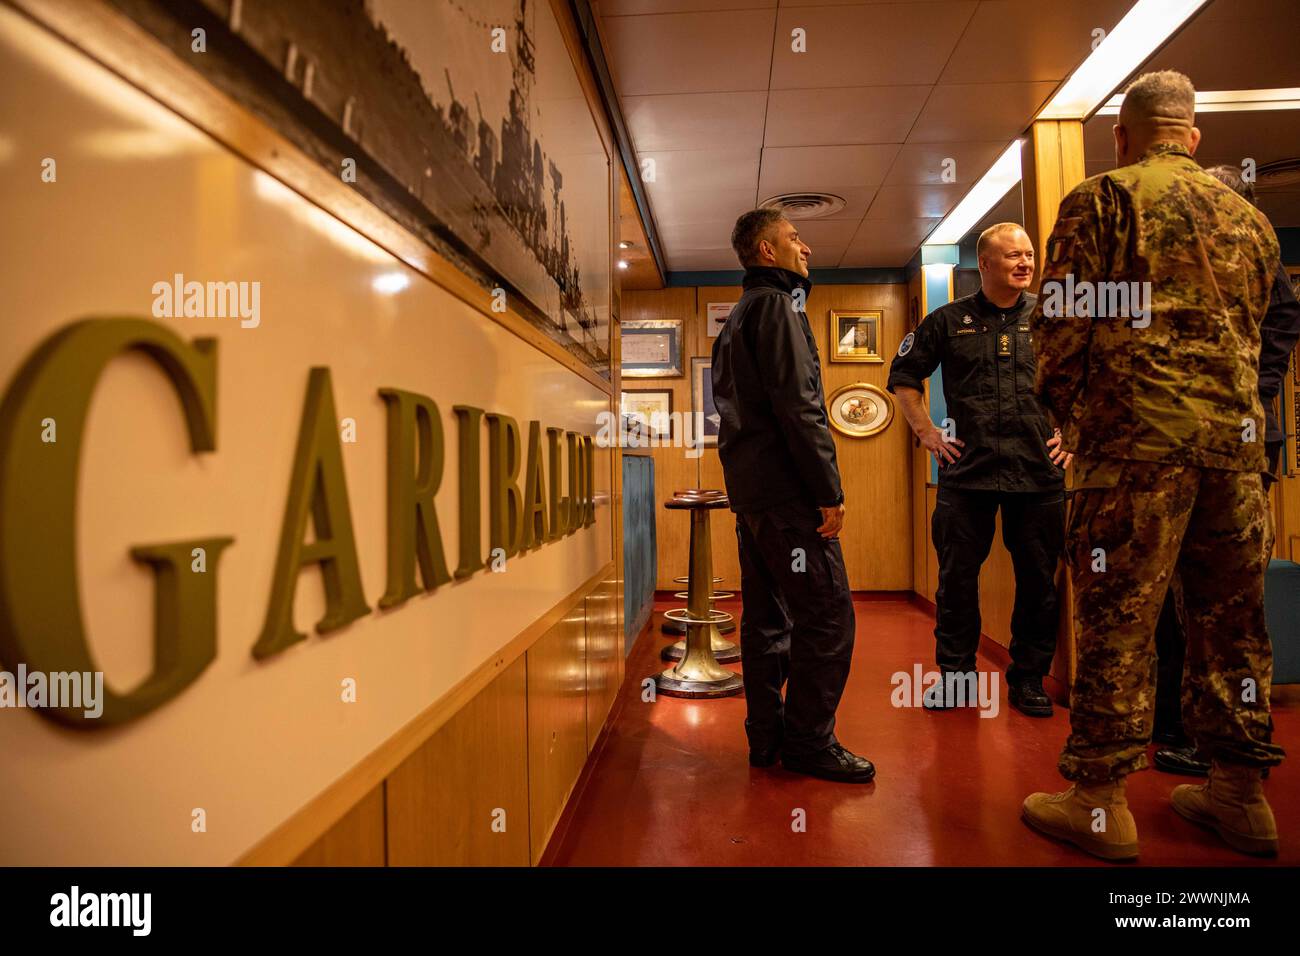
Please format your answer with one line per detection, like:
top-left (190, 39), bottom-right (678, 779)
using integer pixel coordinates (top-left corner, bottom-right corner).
top-left (544, 596), bottom-right (1299, 866)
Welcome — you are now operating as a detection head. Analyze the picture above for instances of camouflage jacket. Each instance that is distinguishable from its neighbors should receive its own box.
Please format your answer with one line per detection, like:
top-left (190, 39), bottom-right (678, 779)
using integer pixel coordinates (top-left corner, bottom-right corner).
top-left (1030, 142), bottom-right (1280, 472)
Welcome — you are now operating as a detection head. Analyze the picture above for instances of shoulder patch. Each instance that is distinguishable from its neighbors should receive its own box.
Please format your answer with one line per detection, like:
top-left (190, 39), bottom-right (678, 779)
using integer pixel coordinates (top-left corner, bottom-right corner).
top-left (897, 332), bottom-right (915, 357)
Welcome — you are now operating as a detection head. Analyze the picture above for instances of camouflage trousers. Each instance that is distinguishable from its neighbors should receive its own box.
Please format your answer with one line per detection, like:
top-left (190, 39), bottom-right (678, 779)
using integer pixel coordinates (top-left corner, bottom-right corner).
top-left (1060, 458), bottom-right (1285, 782)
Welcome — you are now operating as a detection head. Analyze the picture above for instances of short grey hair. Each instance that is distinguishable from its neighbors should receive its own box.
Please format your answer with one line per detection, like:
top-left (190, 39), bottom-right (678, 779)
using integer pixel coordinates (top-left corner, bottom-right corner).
top-left (731, 208), bottom-right (787, 267)
top-left (1119, 70), bottom-right (1195, 127)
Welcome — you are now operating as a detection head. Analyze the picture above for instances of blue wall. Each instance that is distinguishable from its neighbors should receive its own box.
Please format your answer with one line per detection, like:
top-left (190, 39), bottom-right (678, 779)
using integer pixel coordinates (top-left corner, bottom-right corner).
top-left (622, 453), bottom-right (656, 654)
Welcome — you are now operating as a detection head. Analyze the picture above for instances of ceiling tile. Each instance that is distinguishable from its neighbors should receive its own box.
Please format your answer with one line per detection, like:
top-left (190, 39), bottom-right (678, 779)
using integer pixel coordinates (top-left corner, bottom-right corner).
top-left (865, 183), bottom-right (964, 220)
top-left (938, 0), bottom-right (1134, 85)
top-left (907, 81), bottom-right (1058, 143)
top-left (758, 143), bottom-right (900, 195)
top-left (639, 148), bottom-right (760, 196)
top-left (599, 9), bottom-right (776, 96)
top-left (771, 2), bottom-right (977, 89)
top-left (884, 141), bottom-right (1008, 185)
top-left (600, 0), bottom-right (776, 13)
top-left (666, 249), bottom-right (744, 272)
top-left (623, 91), bottom-right (769, 151)
top-left (788, 217), bottom-right (862, 248)
top-left (1142, 0), bottom-right (1300, 92)
top-left (849, 216), bottom-right (940, 249)
top-left (764, 86), bottom-right (930, 147)
top-left (644, 183), bottom-right (758, 226)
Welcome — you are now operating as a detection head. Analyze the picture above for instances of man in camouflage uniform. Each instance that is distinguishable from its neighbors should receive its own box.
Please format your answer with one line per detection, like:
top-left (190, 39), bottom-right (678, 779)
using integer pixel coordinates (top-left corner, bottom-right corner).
top-left (1022, 70), bottom-right (1285, 861)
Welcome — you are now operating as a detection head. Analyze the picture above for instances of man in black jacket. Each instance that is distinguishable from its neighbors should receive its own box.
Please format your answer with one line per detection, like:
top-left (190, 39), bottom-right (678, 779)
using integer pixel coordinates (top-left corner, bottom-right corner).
top-left (887, 223), bottom-right (1069, 716)
top-left (711, 208), bottom-right (874, 784)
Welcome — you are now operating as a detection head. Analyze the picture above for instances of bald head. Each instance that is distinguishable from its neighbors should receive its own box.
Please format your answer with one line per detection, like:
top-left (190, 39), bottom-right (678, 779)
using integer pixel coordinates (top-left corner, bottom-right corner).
top-left (1114, 70), bottom-right (1200, 166)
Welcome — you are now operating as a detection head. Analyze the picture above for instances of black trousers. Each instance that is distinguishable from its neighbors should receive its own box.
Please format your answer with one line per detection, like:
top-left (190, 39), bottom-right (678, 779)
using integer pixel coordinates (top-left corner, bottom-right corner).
top-left (931, 487), bottom-right (1065, 682)
top-left (735, 498), bottom-right (855, 757)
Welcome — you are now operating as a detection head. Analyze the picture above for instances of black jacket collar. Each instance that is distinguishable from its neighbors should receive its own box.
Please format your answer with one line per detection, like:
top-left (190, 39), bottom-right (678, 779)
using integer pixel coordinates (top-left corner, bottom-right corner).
top-left (743, 266), bottom-right (813, 297)
top-left (974, 287), bottom-right (1029, 316)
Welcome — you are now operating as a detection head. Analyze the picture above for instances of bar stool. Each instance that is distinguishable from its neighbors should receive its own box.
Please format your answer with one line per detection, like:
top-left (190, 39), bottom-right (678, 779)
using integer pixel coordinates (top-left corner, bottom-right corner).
top-left (653, 489), bottom-right (743, 699)
top-left (660, 488), bottom-right (740, 663)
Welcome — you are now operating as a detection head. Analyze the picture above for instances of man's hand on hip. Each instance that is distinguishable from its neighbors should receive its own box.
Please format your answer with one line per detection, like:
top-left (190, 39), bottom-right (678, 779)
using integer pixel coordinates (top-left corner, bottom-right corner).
top-left (818, 503), bottom-right (845, 539)
top-left (919, 424), bottom-right (963, 467)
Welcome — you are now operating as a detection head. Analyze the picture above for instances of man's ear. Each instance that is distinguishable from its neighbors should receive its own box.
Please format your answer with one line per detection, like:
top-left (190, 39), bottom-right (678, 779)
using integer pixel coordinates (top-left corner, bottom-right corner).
top-left (1112, 123), bottom-right (1127, 161)
top-left (1187, 126), bottom-right (1201, 156)
top-left (757, 238), bottom-right (774, 264)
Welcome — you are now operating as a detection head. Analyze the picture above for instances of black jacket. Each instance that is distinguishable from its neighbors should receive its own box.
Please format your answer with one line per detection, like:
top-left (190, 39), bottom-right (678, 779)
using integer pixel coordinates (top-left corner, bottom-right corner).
top-left (887, 288), bottom-right (1063, 492)
top-left (711, 267), bottom-right (844, 513)
top-left (1261, 262), bottom-right (1300, 446)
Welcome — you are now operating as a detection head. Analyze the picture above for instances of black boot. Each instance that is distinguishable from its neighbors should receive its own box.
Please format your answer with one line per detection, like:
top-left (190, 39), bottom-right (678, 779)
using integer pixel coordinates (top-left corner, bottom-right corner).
top-left (782, 743), bottom-right (876, 783)
top-left (1153, 743), bottom-right (1210, 777)
top-left (1008, 676), bottom-right (1053, 717)
top-left (749, 743), bottom-right (781, 768)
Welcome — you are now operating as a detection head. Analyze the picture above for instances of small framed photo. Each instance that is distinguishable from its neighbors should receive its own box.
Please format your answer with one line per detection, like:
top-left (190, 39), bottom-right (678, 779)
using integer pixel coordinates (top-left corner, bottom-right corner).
top-left (691, 356), bottom-right (719, 447)
top-left (829, 309), bottom-right (884, 363)
top-left (706, 302), bottom-right (735, 337)
top-left (621, 319), bottom-right (684, 377)
top-left (826, 382), bottom-right (894, 438)
top-left (621, 388), bottom-right (673, 441)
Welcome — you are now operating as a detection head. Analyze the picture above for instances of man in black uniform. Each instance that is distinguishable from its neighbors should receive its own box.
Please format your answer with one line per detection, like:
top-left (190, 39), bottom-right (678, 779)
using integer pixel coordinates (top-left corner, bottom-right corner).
top-left (711, 208), bottom-right (874, 783)
top-left (887, 223), bottom-right (1069, 716)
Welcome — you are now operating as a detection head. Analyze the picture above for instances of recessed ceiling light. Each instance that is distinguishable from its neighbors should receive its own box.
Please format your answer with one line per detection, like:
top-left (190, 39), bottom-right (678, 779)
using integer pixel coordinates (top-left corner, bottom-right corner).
top-left (925, 141), bottom-right (1022, 246)
top-left (1038, 0), bottom-right (1209, 120)
top-left (619, 240), bottom-right (633, 249)
top-left (1094, 87), bottom-right (1300, 116)
top-left (618, 260), bottom-right (629, 270)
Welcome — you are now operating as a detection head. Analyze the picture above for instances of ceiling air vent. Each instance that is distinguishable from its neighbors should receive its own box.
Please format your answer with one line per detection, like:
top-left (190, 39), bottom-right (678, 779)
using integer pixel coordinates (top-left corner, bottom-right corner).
top-left (760, 192), bottom-right (847, 220)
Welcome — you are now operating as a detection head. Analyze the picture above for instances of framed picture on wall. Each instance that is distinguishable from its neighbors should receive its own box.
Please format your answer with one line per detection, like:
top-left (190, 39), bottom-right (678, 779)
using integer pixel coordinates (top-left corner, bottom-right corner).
top-left (691, 356), bottom-right (720, 446)
top-left (706, 302), bottom-right (736, 337)
top-left (621, 389), bottom-right (673, 441)
top-left (621, 319), bottom-right (684, 377)
top-left (829, 309), bottom-right (884, 363)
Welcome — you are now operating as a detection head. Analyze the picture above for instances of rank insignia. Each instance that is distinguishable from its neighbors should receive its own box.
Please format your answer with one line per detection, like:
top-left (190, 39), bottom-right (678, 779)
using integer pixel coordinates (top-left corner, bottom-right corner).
top-left (998, 333), bottom-right (1011, 357)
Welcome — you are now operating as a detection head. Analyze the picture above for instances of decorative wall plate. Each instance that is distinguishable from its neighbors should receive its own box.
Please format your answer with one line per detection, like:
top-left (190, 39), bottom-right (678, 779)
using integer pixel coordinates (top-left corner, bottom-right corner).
top-left (826, 382), bottom-right (894, 438)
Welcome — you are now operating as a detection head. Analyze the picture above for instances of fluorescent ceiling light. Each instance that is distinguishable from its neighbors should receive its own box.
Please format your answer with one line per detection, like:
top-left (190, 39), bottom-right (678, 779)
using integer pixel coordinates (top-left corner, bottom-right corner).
top-left (1038, 0), bottom-right (1209, 120)
top-left (1095, 87), bottom-right (1300, 115)
top-left (925, 141), bottom-right (1022, 247)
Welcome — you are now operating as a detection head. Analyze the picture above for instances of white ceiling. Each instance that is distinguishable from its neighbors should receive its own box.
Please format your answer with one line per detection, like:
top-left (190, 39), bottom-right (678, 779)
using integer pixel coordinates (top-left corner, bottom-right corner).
top-left (596, 0), bottom-right (1133, 271)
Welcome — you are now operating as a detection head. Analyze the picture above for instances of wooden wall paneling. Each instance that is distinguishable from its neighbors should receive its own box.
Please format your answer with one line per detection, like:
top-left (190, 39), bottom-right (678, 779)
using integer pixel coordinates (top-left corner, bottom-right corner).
top-left (622, 288), bottom-right (698, 588)
top-left (806, 284), bottom-right (913, 590)
top-left (584, 579), bottom-right (620, 752)
top-left (909, 271), bottom-right (927, 597)
top-left (292, 784), bottom-right (386, 867)
top-left (527, 606), bottom-right (590, 864)
top-left (385, 657), bottom-right (530, 866)
top-left (700, 450), bottom-right (740, 592)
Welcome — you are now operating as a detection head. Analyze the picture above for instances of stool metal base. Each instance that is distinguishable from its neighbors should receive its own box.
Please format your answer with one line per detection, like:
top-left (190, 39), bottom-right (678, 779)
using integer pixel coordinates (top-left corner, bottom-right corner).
top-left (661, 624), bottom-right (740, 663)
top-left (661, 616), bottom-right (736, 637)
top-left (654, 670), bottom-right (744, 699)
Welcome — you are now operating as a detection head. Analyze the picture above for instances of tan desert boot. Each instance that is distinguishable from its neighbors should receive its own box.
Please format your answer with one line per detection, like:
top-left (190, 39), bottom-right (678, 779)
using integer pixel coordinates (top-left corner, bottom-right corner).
top-left (1171, 761), bottom-right (1278, 856)
top-left (1023, 779), bottom-right (1139, 861)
